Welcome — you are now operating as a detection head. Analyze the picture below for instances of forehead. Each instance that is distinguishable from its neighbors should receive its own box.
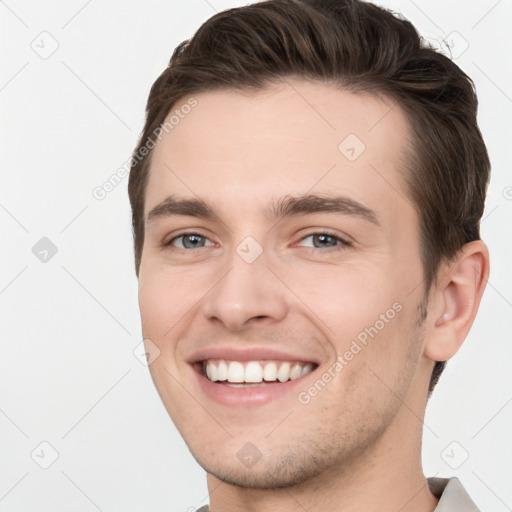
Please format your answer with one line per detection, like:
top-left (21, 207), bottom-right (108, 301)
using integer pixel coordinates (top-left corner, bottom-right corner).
top-left (145, 78), bottom-right (415, 228)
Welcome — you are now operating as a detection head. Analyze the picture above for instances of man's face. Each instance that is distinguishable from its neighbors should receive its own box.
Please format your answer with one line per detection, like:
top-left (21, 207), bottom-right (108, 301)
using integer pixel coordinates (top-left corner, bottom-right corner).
top-left (138, 79), bottom-right (431, 487)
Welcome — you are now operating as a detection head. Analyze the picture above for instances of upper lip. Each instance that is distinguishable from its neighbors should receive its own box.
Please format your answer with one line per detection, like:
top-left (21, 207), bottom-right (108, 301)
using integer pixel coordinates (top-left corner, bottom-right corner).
top-left (187, 346), bottom-right (321, 365)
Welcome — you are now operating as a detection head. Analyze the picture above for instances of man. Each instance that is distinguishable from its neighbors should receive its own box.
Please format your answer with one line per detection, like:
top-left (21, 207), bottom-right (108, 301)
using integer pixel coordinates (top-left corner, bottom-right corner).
top-left (128, 0), bottom-right (490, 510)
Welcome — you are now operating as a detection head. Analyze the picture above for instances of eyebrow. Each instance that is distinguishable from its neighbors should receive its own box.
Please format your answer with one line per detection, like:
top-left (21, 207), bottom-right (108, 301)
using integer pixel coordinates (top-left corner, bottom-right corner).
top-left (266, 194), bottom-right (380, 226)
top-left (146, 196), bottom-right (219, 225)
top-left (145, 193), bottom-right (380, 227)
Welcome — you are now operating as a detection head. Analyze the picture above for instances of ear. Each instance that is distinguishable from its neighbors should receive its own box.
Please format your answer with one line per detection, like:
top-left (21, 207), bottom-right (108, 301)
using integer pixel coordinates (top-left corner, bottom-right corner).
top-left (423, 240), bottom-right (490, 362)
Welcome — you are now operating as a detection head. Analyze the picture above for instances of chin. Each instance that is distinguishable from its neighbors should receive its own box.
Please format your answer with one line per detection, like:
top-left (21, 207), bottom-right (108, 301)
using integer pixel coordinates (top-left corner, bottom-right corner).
top-left (187, 438), bottom-right (347, 490)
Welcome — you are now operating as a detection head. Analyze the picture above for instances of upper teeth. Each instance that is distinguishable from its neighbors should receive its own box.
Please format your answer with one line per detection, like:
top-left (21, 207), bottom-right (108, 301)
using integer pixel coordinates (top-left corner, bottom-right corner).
top-left (204, 360), bottom-right (314, 383)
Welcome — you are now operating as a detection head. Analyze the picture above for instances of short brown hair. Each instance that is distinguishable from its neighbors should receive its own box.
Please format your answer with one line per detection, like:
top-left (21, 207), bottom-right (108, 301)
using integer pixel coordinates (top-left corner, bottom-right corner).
top-left (128, 0), bottom-right (490, 393)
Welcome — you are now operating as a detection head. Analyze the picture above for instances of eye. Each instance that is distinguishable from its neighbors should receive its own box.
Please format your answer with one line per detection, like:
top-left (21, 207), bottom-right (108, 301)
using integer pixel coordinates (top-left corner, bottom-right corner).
top-left (297, 232), bottom-right (351, 250)
top-left (166, 233), bottom-right (215, 249)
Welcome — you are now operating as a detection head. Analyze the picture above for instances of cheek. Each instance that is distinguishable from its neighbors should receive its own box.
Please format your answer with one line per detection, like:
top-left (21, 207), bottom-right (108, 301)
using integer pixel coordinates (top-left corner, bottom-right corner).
top-left (284, 262), bottom-right (400, 341)
top-left (138, 273), bottom-right (168, 337)
top-left (290, 265), bottom-right (412, 388)
top-left (138, 262), bottom-right (200, 338)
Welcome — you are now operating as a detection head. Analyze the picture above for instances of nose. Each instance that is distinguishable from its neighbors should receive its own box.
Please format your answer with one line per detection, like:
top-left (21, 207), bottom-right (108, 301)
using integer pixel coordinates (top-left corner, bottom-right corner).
top-left (200, 248), bottom-right (289, 332)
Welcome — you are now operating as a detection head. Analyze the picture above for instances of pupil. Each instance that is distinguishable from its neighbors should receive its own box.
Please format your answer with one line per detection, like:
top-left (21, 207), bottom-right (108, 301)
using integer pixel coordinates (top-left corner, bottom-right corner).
top-left (185, 235), bottom-right (203, 248)
top-left (315, 234), bottom-right (335, 247)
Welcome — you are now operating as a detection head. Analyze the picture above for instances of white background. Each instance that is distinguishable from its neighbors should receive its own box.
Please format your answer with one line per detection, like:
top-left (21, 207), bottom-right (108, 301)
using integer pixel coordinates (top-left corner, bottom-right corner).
top-left (1, 0), bottom-right (511, 510)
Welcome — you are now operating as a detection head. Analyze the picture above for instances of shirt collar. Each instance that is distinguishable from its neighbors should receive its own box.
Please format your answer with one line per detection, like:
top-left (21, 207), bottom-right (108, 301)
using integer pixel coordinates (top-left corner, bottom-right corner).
top-left (428, 477), bottom-right (480, 511)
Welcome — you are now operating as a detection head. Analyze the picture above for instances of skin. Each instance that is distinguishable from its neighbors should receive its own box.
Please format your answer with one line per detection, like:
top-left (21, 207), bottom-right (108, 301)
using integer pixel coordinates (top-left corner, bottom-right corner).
top-left (137, 78), bottom-right (489, 512)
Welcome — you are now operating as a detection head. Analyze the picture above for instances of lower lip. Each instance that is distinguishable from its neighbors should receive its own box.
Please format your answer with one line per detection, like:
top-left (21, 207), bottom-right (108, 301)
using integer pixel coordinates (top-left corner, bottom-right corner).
top-left (193, 366), bottom-right (315, 408)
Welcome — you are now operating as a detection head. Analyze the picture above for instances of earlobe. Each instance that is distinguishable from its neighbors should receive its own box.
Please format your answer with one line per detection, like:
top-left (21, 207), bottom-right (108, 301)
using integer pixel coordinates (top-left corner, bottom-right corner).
top-left (424, 240), bottom-right (490, 362)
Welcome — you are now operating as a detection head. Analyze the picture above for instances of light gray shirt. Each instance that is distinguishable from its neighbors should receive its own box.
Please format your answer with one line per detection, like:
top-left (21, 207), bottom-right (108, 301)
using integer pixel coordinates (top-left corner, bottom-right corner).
top-left (196, 477), bottom-right (479, 511)
top-left (429, 477), bottom-right (480, 511)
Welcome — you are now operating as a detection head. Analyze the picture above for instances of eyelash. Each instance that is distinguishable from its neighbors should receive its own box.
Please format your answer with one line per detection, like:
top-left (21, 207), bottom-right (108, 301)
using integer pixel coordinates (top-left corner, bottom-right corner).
top-left (163, 231), bottom-right (352, 252)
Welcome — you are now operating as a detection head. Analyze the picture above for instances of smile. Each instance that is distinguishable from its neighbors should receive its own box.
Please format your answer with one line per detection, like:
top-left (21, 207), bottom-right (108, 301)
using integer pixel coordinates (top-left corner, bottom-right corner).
top-left (203, 359), bottom-right (316, 385)
top-left (189, 348), bottom-right (321, 407)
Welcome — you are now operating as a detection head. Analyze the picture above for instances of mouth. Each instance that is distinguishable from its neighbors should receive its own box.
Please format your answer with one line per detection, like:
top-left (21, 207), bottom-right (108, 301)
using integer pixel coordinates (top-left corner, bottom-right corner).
top-left (190, 356), bottom-right (319, 407)
top-left (197, 359), bottom-right (318, 387)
